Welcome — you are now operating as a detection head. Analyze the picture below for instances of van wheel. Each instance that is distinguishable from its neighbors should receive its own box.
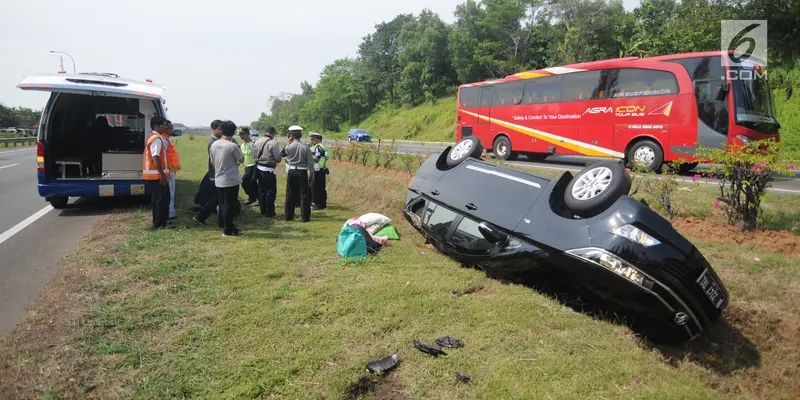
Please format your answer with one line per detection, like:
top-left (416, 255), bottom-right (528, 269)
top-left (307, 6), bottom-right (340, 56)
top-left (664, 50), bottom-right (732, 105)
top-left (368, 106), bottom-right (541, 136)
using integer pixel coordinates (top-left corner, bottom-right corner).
top-left (48, 196), bottom-right (69, 209)
top-left (626, 140), bottom-right (664, 172)
top-left (492, 136), bottom-right (512, 160)
top-left (678, 162), bottom-right (699, 174)
top-left (564, 161), bottom-right (631, 218)
top-left (446, 136), bottom-right (484, 168)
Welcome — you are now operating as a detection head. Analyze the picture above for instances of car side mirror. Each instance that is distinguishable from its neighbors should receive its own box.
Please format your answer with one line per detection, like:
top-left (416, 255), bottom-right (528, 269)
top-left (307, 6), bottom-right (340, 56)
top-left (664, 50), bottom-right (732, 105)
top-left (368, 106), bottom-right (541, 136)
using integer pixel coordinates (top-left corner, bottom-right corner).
top-left (478, 222), bottom-right (506, 244)
top-left (715, 83), bottom-right (729, 101)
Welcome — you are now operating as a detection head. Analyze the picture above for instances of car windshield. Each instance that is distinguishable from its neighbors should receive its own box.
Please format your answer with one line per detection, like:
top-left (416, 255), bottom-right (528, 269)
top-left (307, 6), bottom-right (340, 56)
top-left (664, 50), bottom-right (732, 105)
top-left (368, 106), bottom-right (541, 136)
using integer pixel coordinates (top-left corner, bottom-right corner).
top-left (732, 67), bottom-right (779, 133)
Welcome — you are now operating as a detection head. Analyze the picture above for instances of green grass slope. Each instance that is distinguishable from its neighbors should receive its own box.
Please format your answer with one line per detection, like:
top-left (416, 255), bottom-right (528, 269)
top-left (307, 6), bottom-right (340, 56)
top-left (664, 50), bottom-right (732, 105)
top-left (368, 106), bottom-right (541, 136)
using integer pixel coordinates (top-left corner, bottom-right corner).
top-left (358, 96), bottom-right (457, 142)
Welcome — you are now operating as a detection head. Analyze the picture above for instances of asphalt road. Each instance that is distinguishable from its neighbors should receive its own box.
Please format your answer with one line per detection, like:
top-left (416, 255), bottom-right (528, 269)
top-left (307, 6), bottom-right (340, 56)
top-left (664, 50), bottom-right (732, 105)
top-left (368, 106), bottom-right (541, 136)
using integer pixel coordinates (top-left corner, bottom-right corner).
top-left (0, 147), bottom-right (108, 337)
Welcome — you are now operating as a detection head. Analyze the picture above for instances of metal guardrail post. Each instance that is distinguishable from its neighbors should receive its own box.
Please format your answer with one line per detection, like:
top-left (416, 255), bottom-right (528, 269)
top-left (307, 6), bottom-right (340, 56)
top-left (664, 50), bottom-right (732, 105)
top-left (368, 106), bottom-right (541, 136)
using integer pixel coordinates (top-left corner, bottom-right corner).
top-left (0, 137), bottom-right (36, 148)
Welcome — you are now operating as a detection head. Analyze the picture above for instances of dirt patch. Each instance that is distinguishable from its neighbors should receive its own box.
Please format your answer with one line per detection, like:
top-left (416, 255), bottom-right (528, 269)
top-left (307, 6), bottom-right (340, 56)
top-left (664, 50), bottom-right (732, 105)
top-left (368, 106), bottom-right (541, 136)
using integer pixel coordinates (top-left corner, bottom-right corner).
top-left (343, 374), bottom-right (408, 400)
top-left (672, 218), bottom-right (799, 256)
top-left (0, 212), bottom-right (135, 399)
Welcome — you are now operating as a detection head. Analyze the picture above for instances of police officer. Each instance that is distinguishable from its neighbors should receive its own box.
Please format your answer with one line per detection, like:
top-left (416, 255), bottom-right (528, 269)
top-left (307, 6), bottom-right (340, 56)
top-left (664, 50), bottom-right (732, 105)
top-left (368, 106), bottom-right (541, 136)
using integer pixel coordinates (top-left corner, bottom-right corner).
top-left (308, 132), bottom-right (330, 210)
top-left (238, 127), bottom-right (259, 205)
top-left (280, 125), bottom-right (313, 222)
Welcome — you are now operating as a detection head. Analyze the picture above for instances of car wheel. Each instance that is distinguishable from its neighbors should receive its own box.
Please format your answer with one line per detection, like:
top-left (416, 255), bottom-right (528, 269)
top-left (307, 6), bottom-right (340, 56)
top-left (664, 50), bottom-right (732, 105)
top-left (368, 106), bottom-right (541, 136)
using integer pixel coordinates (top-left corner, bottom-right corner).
top-left (446, 136), bottom-right (484, 168)
top-left (492, 136), bottom-right (512, 160)
top-left (48, 196), bottom-right (69, 209)
top-left (626, 140), bottom-right (664, 172)
top-left (564, 161), bottom-right (631, 218)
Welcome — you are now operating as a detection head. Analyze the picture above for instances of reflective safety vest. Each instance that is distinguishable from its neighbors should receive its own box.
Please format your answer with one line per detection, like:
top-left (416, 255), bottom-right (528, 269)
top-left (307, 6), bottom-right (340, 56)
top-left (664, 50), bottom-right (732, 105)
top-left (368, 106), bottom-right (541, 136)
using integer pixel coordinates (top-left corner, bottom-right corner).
top-left (163, 134), bottom-right (182, 173)
top-left (143, 132), bottom-right (170, 180)
top-left (241, 141), bottom-right (256, 167)
top-left (312, 143), bottom-right (330, 169)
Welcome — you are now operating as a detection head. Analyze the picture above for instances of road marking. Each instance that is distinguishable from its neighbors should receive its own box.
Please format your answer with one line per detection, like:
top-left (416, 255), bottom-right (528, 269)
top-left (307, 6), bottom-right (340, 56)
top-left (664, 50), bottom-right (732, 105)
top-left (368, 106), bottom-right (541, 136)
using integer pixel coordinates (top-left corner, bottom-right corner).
top-left (0, 148), bottom-right (36, 154)
top-left (0, 164), bottom-right (19, 170)
top-left (0, 205), bottom-right (54, 246)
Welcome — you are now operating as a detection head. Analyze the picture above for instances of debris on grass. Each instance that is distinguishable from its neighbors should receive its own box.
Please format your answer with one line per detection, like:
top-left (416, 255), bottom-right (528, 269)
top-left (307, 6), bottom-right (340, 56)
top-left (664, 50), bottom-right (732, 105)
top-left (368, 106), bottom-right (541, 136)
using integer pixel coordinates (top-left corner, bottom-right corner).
top-left (365, 353), bottom-right (400, 373)
top-left (456, 372), bottom-right (471, 383)
top-left (344, 375), bottom-right (378, 400)
top-left (413, 339), bottom-right (447, 357)
top-left (435, 336), bottom-right (464, 348)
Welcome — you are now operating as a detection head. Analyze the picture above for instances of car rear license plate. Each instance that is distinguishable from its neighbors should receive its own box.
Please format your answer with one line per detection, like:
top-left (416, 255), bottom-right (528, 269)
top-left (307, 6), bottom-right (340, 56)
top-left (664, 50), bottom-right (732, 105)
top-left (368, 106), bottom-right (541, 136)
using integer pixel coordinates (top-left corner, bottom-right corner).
top-left (697, 269), bottom-right (726, 309)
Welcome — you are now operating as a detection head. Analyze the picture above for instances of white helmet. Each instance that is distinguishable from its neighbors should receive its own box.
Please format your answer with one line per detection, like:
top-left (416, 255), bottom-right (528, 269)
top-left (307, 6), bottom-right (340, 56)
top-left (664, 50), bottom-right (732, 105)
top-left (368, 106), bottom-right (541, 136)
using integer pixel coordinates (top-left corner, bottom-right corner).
top-left (288, 125), bottom-right (303, 131)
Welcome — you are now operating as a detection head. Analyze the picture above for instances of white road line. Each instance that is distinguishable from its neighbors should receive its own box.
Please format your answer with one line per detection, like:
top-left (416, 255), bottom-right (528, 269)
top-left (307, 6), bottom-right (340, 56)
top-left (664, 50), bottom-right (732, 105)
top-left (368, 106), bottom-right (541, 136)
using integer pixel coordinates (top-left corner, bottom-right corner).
top-left (0, 164), bottom-right (20, 170)
top-left (0, 205), bottom-right (54, 246)
top-left (0, 148), bottom-right (36, 154)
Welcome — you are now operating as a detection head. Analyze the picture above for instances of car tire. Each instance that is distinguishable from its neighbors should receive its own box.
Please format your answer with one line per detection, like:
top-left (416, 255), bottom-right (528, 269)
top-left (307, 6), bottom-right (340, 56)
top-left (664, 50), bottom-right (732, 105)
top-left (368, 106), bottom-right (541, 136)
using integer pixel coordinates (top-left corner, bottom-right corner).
top-left (492, 136), bottom-right (512, 160)
top-left (446, 136), bottom-right (484, 168)
top-left (48, 196), bottom-right (69, 209)
top-left (564, 161), bottom-right (631, 218)
top-left (678, 162), bottom-right (699, 174)
top-left (626, 140), bottom-right (664, 172)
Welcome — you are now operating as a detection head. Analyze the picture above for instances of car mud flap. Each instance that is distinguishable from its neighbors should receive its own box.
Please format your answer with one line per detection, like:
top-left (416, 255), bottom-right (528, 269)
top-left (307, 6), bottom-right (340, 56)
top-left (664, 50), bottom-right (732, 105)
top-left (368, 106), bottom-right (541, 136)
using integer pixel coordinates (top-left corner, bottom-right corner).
top-left (413, 339), bottom-right (447, 357)
top-left (365, 353), bottom-right (399, 373)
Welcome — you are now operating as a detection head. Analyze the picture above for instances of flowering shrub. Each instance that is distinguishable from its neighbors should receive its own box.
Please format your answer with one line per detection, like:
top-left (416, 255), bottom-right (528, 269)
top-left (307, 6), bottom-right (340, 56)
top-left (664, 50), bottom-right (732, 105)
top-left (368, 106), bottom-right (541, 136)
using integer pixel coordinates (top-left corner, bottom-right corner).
top-left (629, 160), bottom-right (699, 221)
top-left (697, 139), bottom-right (795, 230)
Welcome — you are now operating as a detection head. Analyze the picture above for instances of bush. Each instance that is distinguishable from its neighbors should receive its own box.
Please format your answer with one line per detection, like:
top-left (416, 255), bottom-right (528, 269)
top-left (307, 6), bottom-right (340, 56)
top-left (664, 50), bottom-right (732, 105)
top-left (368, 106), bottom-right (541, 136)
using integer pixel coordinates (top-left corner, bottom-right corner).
top-left (629, 160), bottom-right (691, 221)
top-left (697, 140), bottom-right (797, 230)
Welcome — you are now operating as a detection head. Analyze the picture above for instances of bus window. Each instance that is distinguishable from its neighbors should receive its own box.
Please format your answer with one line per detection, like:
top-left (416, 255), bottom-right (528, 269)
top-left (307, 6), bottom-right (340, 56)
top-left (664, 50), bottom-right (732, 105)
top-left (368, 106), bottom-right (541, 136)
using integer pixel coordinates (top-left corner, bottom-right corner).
top-left (523, 76), bottom-right (562, 104)
top-left (492, 81), bottom-right (524, 107)
top-left (479, 86), bottom-right (493, 107)
top-left (607, 69), bottom-right (678, 98)
top-left (561, 70), bottom-right (606, 102)
top-left (668, 57), bottom-right (729, 136)
top-left (459, 87), bottom-right (480, 108)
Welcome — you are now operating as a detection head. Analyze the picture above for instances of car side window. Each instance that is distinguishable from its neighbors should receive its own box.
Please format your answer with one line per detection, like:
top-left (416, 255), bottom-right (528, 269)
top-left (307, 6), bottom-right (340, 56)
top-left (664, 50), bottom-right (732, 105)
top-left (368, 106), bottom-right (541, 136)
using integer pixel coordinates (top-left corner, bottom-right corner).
top-left (450, 217), bottom-right (492, 252)
top-left (423, 203), bottom-right (458, 239)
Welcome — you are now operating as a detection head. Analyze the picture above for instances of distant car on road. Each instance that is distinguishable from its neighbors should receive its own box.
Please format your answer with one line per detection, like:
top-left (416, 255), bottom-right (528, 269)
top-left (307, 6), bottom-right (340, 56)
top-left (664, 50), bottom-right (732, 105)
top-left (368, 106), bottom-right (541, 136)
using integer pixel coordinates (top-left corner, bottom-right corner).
top-left (348, 128), bottom-right (372, 142)
top-left (250, 129), bottom-right (259, 138)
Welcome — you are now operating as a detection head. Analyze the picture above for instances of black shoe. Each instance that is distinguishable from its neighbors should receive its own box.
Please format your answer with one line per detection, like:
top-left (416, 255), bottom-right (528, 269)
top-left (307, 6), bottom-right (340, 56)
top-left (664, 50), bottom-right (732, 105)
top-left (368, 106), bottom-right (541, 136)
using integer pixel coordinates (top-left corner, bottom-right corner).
top-left (312, 205), bottom-right (325, 210)
top-left (192, 217), bottom-right (206, 226)
top-left (222, 230), bottom-right (243, 237)
top-left (244, 200), bottom-right (257, 206)
top-left (263, 213), bottom-right (276, 218)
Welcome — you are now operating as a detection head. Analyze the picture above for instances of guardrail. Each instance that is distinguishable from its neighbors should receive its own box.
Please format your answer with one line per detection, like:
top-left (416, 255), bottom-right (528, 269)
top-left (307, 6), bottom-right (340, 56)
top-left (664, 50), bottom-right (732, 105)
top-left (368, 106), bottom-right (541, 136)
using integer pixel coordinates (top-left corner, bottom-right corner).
top-left (0, 137), bottom-right (37, 148)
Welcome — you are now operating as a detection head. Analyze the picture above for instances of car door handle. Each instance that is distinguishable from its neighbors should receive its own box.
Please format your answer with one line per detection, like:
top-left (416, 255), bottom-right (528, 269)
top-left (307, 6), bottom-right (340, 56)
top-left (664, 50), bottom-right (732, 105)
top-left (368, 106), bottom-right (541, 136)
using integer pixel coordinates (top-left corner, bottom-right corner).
top-left (465, 203), bottom-right (477, 210)
top-left (431, 190), bottom-right (439, 195)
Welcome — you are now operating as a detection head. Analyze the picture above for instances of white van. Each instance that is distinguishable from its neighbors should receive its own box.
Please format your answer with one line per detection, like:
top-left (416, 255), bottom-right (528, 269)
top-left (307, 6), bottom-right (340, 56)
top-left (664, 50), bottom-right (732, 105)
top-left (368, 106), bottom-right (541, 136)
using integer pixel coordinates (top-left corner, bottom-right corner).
top-left (17, 72), bottom-right (168, 208)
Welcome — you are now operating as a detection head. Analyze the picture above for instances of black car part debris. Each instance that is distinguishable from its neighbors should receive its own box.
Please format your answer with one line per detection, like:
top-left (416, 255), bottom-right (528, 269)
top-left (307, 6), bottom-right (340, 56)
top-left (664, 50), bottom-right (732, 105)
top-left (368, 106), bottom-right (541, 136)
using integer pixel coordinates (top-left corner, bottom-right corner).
top-left (365, 353), bottom-right (399, 373)
top-left (413, 339), bottom-right (447, 357)
top-left (435, 336), bottom-right (465, 348)
top-left (456, 372), bottom-right (471, 383)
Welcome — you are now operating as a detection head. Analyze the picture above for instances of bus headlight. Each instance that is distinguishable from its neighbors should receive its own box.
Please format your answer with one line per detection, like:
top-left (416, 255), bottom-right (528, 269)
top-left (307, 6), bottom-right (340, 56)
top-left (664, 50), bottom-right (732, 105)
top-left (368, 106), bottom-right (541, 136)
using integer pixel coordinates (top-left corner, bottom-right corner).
top-left (566, 248), bottom-right (647, 287)
top-left (612, 224), bottom-right (660, 247)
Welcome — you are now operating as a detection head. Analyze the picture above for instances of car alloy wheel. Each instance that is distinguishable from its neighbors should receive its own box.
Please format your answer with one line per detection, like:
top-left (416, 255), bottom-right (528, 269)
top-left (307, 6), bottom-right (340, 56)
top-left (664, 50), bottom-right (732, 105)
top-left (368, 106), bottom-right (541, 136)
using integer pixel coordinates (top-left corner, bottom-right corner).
top-left (571, 166), bottom-right (613, 201)
top-left (450, 139), bottom-right (474, 160)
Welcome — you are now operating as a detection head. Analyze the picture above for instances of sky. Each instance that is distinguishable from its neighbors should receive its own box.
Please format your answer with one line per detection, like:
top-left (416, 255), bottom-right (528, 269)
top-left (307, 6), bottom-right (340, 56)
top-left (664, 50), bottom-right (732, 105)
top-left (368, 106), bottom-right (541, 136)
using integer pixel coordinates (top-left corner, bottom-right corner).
top-left (0, 0), bottom-right (640, 127)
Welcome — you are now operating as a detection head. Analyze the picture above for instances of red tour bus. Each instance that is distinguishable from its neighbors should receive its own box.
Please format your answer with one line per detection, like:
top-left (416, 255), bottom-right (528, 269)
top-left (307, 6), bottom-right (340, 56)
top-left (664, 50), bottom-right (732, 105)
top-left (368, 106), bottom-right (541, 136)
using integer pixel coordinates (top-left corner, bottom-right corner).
top-left (455, 51), bottom-right (779, 171)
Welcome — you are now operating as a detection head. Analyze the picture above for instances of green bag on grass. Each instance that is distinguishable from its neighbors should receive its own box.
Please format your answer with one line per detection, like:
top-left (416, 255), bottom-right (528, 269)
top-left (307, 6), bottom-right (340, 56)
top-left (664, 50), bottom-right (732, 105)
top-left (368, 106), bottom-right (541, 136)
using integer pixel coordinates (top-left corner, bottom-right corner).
top-left (337, 224), bottom-right (368, 258)
top-left (375, 223), bottom-right (400, 240)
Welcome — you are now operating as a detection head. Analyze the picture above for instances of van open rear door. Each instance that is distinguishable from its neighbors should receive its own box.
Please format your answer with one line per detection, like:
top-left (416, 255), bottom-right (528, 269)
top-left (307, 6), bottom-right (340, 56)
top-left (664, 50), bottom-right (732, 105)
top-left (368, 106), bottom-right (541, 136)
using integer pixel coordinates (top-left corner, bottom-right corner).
top-left (17, 73), bottom-right (164, 100)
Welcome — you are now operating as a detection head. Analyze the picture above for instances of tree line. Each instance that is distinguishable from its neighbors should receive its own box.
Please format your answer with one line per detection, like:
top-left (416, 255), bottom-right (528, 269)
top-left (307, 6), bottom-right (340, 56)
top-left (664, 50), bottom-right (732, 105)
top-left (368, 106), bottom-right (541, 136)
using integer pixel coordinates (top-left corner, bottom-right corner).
top-left (0, 103), bottom-right (41, 130)
top-left (251, 0), bottom-right (798, 134)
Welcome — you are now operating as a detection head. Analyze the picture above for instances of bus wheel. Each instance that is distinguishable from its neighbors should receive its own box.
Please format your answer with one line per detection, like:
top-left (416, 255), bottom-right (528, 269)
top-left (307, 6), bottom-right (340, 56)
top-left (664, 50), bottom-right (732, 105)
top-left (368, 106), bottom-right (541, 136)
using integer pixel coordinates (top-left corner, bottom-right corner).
top-left (47, 196), bottom-right (69, 209)
top-left (492, 136), bottom-right (512, 160)
top-left (627, 140), bottom-right (663, 172)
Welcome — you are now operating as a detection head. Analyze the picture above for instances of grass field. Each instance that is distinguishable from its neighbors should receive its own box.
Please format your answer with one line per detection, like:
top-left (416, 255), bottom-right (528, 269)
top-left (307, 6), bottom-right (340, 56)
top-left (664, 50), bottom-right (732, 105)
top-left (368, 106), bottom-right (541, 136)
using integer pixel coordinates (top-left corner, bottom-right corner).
top-left (1, 139), bottom-right (798, 399)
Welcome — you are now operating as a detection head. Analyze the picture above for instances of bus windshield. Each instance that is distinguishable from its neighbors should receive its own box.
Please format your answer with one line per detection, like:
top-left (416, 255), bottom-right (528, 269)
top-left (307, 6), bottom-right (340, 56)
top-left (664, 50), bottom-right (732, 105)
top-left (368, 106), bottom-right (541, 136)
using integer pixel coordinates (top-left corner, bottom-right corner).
top-left (732, 69), bottom-right (779, 134)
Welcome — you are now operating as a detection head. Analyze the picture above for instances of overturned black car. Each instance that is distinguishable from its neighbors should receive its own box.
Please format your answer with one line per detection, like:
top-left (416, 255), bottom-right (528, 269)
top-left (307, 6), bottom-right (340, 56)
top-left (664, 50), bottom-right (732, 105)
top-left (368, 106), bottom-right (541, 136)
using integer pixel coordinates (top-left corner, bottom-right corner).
top-left (403, 136), bottom-right (729, 342)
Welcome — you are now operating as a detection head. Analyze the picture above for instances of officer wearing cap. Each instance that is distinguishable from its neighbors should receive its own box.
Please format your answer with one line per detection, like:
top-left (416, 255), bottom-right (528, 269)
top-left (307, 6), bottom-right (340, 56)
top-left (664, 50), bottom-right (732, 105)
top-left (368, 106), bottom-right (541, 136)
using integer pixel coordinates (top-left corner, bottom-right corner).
top-left (308, 132), bottom-right (330, 210)
top-left (280, 125), bottom-right (313, 222)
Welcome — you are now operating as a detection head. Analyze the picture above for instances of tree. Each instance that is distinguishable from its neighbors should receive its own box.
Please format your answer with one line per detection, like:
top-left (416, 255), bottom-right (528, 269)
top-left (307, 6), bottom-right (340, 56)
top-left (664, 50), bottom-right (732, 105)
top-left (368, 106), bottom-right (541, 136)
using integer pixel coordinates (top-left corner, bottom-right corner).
top-left (397, 10), bottom-right (457, 106)
top-left (358, 14), bottom-right (415, 107)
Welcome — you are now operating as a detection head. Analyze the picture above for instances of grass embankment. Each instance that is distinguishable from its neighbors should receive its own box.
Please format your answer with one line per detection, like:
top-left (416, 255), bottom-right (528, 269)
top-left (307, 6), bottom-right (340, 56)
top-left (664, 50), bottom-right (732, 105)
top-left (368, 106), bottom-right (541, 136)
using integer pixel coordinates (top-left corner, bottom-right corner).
top-left (1, 139), bottom-right (798, 399)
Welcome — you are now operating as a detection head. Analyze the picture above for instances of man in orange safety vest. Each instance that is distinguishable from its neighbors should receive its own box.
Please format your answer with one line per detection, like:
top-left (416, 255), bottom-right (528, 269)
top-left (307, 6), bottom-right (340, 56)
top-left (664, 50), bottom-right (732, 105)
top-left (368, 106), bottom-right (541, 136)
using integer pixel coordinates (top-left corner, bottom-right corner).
top-left (163, 120), bottom-right (182, 220)
top-left (143, 116), bottom-right (172, 229)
